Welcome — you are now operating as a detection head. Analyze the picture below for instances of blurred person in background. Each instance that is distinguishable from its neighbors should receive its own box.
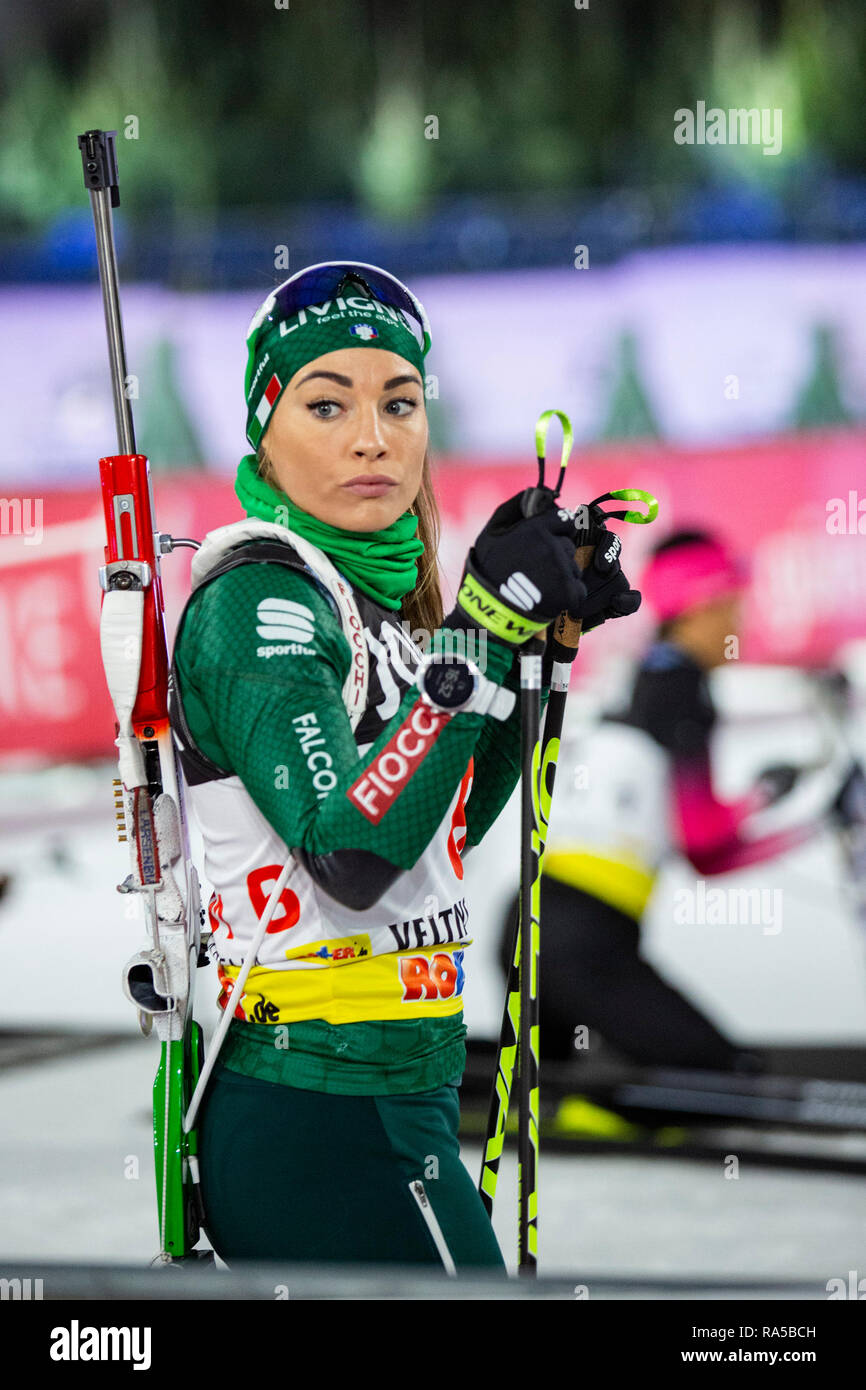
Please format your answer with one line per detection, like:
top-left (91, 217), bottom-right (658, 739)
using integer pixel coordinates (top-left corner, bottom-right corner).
top-left (498, 528), bottom-right (821, 1075)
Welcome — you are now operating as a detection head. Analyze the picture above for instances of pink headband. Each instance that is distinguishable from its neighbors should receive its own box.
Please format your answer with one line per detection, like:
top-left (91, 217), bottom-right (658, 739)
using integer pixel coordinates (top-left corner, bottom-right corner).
top-left (641, 538), bottom-right (747, 622)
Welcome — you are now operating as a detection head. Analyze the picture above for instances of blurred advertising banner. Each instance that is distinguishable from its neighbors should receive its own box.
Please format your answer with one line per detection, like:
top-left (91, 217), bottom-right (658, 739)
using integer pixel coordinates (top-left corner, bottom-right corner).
top-left (3, 248), bottom-right (866, 484)
top-left (1, 429), bottom-right (865, 761)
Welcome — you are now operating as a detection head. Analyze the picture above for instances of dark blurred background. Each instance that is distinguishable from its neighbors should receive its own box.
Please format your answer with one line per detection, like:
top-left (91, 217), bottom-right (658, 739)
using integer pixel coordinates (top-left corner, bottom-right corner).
top-left (3, 0), bottom-right (866, 284)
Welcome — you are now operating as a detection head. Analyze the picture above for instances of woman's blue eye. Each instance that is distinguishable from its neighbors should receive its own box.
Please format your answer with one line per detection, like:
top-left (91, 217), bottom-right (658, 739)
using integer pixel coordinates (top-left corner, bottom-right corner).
top-left (386, 397), bottom-right (418, 415)
top-left (307, 399), bottom-right (340, 418)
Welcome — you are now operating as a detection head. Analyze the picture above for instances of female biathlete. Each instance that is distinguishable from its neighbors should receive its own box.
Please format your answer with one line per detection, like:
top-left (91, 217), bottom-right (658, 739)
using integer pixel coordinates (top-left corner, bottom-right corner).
top-left (168, 263), bottom-right (641, 1269)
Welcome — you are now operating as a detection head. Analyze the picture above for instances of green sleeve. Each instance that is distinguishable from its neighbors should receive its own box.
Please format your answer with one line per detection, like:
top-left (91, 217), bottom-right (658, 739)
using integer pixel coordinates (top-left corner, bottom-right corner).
top-left (173, 561), bottom-right (515, 870)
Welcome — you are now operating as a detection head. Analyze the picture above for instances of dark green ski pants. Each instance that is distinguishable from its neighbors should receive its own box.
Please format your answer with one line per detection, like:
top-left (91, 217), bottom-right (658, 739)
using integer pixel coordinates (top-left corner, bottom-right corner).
top-left (198, 1061), bottom-right (506, 1271)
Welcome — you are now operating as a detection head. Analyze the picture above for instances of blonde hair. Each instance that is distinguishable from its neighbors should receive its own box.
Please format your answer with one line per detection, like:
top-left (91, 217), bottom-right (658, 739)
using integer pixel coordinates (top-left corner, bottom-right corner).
top-left (255, 442), bottom-right (444, 647)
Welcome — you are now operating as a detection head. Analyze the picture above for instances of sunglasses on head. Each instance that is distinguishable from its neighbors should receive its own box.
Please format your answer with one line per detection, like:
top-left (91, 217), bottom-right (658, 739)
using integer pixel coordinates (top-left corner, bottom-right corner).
top-left (246, 261), bottom-right (431, 356)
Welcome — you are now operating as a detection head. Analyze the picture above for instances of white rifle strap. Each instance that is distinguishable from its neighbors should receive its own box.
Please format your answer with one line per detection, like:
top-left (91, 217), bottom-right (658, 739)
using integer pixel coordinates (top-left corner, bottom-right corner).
top-left (183, 856), bottom-right (296, 1133)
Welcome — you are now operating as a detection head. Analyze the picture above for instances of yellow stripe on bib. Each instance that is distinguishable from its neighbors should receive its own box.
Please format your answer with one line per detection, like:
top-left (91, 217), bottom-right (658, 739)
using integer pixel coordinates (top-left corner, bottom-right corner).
top-left (219, 941), bottom-right (470, 1026)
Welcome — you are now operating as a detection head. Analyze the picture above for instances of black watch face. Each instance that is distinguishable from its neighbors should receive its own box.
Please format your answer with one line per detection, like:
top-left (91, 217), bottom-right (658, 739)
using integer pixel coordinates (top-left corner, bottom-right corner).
top-left (424, 660), bottom-right (475, 711)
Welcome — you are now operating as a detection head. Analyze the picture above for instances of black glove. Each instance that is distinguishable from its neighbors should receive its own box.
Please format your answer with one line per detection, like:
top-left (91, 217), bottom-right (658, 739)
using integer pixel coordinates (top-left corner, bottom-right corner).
top-left (573, 523), bottom-right (642, 633)
top-left (447, 487), bottom-right (589, 647)
top-left (544, 506), bottom-right (641, 668)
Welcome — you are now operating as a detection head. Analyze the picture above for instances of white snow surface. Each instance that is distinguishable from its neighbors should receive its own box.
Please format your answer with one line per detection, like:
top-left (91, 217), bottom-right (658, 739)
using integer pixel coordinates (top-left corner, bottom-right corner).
top-left (0, 1042), bottom-right (864, 1287)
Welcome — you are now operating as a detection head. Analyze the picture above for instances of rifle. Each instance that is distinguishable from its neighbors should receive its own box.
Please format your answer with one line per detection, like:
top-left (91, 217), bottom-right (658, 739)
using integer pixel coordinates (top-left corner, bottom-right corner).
top-left (78, 129), bottom-right (211, 1264)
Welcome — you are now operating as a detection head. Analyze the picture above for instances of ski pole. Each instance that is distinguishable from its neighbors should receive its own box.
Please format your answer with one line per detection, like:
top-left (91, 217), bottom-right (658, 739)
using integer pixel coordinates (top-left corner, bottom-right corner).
top-left (516, 489), bottom-right (657, 1274)
top-left (516, 629), bottom-right (544, 1273)
top-left (478, 408), bottom-right (572, 1251)
top-left (478, 415), bottom-right (657, 1267)
top-left (479, 411), bottom-right (577, 1245)
top-left (475, 410), bottom-right (572, 1270)
top-left (513, 411), bottom-right (575, 1274)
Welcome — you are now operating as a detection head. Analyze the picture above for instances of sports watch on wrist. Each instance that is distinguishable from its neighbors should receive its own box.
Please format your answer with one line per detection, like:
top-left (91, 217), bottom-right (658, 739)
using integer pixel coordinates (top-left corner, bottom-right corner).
top-left (414, 653), bottom-right (516, 721)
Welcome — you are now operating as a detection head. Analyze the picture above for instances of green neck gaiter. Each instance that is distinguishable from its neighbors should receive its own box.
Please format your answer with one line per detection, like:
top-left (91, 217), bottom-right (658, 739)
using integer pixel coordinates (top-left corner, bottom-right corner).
top-left (234, 451), bottom-right (424, 612)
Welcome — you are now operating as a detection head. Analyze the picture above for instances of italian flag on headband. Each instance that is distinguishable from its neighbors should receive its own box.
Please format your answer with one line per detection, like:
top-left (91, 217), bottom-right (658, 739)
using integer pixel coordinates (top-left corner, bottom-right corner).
top-left (249, 373), bottom-right (283, 447)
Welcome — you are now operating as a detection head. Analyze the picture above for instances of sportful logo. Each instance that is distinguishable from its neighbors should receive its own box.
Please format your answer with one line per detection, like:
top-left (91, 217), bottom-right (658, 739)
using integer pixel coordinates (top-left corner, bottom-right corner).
top-left (457, 572), bottom-right (544, 643)
top-left (498, 571), bottom-right (542, 612)
top-left (603, 534), bottom-right (621, 565)
top-left (256, 597), bottom-right (316, 658)
top-left (350, 323), bottom-right (378, 341)
top-left (347, 698), bottom-right (449, 824)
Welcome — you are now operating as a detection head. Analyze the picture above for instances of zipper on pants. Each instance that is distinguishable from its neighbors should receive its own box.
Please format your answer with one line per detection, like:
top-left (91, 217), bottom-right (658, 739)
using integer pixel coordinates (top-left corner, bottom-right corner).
top-left (408, 1179), bottom-right (457, 1276)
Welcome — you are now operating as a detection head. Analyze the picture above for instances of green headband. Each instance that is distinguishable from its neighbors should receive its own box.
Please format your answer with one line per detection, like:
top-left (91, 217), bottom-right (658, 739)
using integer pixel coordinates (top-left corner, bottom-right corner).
top-left (244, 293), bottom-right (428, 449)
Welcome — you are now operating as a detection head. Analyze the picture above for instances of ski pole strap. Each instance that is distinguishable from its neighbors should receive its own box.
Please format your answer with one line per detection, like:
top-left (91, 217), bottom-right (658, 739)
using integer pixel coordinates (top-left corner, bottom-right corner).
top-left (590, 488), bottom-right (659, 524)
top-left (534, 409), bottom-right (573, 495)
